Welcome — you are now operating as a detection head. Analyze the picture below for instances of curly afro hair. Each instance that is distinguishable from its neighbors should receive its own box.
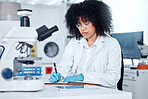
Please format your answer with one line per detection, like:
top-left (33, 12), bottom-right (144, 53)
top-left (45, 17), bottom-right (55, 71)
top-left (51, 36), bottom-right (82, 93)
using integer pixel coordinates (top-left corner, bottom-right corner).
top-left (65, 0), bottom-right (113, 40)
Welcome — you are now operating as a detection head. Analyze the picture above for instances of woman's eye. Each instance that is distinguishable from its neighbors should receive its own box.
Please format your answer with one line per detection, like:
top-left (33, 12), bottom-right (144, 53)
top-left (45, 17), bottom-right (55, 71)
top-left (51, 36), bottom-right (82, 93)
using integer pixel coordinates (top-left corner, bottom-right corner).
top-left (77, 24), bottom-right (82, 27)
top-left (84, 21), bottom-right (90, 25)
top-left (85, 22), bottom-right (89, 25)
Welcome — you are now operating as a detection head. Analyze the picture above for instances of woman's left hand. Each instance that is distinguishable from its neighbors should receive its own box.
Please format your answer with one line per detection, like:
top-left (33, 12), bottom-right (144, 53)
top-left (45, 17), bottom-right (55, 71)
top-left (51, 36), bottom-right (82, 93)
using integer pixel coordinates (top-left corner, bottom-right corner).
top-left (63, 73), bottom-right (84, 83)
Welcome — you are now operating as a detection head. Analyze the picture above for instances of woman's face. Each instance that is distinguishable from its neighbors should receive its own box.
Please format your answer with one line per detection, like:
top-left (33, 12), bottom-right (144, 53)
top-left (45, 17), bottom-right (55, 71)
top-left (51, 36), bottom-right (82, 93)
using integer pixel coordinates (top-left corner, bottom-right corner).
top-left (76, 17), bottom-right (97, 41)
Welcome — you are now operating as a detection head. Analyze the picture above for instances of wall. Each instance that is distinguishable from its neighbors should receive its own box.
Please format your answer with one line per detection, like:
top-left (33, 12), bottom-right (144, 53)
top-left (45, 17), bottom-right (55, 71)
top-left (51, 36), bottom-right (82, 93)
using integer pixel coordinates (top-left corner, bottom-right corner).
top-left (103, 0), bottom-right (148, 44)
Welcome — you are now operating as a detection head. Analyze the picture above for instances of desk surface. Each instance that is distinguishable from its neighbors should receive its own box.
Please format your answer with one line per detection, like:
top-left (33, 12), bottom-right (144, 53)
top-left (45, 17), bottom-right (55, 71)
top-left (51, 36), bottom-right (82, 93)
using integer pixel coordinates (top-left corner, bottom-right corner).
top-left (0, 85), bottom-right (132, 99)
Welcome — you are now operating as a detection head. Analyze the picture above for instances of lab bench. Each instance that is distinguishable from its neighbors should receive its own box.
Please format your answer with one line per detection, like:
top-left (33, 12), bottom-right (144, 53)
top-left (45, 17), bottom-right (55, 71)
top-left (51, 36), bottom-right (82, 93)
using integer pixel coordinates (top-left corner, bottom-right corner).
top-left (123, 68), bottom-right (148, 99)
top-left (0, 85), bottom-right (132, 99)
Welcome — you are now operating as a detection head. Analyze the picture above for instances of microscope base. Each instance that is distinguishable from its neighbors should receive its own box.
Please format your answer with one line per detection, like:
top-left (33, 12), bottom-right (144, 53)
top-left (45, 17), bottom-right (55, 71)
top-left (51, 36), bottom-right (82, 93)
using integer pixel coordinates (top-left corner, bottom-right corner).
top-left (0, 79), bottom-right (44, 92)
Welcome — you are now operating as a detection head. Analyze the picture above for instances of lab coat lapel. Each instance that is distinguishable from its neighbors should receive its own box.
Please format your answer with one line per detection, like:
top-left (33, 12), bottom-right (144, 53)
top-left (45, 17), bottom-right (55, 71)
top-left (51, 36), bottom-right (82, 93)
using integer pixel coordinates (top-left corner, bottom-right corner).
top-left (71, 39), bottom-right (83, 75)
top-left (94, 36), bottom-right (105, 55)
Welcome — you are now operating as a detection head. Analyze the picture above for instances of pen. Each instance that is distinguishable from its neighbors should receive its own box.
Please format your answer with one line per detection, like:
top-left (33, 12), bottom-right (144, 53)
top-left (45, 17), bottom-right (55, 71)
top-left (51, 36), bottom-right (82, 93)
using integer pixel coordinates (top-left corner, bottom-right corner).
top-left (54, 63), bottom-right (60, 82)
top-left (54, 63), bottom-right (57, 73)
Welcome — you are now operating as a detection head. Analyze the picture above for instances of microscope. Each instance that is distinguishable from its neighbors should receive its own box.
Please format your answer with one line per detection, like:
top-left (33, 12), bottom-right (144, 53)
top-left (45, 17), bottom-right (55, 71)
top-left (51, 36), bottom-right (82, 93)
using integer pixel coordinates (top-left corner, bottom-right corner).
top-left (0, 9), bottom-right (58, 91)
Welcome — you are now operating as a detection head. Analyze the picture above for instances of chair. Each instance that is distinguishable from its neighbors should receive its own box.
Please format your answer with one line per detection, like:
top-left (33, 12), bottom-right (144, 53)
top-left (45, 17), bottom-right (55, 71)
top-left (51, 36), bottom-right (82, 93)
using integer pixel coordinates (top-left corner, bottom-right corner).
top-left (117, 53), bottom-right (124, 91)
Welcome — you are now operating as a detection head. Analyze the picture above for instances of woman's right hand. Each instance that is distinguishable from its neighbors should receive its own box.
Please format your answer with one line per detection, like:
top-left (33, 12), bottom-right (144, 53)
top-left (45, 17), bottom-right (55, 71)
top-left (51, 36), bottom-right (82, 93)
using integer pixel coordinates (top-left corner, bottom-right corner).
top-left (49, 72), bottom-right (61, 83)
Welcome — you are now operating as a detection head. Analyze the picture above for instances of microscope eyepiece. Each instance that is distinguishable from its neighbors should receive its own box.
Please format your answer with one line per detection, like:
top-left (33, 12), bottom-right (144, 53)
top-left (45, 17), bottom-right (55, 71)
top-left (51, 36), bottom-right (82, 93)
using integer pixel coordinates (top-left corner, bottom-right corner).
top-left (17, 9), bottom-right (32, 27)
top-left (36, 25), bottom-right (59, 41)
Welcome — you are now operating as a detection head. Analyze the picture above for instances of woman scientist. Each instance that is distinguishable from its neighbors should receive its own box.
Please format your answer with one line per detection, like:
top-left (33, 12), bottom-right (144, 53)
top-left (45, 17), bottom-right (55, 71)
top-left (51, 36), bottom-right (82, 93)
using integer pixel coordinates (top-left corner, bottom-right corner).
top-left (50, 0), bottom-right (121, 88)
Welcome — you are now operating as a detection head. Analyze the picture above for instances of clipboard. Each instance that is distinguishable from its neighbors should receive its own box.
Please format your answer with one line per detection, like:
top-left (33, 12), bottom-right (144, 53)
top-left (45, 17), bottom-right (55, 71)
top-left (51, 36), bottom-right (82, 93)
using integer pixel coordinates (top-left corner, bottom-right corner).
top-left (45, 81), bottom-right (110, 88)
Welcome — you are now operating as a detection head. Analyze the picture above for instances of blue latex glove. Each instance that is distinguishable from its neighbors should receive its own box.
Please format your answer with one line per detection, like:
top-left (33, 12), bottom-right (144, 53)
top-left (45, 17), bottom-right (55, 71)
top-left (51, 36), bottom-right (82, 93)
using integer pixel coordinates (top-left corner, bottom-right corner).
top-left (50, 72), bottom-right (61, 83)
top-left (66, 85), bottom-right (84, 89)
top-left (55, 85), bottom-right (84, 89)
top-left (63, 73), bottom-right (84, 83)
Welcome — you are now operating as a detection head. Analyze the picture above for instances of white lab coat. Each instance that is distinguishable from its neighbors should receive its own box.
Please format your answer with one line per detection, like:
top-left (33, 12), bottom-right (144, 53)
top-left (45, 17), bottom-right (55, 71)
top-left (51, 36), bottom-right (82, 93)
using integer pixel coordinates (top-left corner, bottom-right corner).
top-left (57, 35), bottom-right (121, 88)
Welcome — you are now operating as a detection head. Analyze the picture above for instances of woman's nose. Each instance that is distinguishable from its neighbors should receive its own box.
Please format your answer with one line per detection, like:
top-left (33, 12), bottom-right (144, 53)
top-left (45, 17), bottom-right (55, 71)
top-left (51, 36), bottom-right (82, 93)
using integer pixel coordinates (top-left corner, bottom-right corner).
top-left (81, 25), bottom-right (86, 30)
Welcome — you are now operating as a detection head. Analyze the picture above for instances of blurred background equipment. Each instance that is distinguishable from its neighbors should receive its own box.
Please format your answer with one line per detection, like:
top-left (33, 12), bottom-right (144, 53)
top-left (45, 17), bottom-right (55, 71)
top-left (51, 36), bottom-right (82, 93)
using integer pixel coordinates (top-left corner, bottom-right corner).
top-left (111, 31), bottom-right (143, 59)
top-left (137, 41), bottom-right (148, 58)
top-left (0, 0), bottom-right (85, 5)
top-left (37, 37), bottom-right (65, 64)
top-left (0, 2), bottom-right (21, 21)
top-left (111, 31), bottom-right (144, 67)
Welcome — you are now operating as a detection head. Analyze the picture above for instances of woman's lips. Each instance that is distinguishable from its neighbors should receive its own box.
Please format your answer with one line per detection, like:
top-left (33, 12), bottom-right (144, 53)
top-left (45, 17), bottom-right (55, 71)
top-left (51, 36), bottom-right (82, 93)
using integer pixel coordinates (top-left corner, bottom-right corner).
top-left (82, 32), bottom-right (88, 36)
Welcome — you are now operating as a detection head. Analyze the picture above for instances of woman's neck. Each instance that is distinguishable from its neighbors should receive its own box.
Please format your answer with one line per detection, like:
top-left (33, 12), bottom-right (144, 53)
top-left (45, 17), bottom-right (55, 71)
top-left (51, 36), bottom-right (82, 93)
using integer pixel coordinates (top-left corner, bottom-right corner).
top-left (86, 33), bottom-right (98, 47)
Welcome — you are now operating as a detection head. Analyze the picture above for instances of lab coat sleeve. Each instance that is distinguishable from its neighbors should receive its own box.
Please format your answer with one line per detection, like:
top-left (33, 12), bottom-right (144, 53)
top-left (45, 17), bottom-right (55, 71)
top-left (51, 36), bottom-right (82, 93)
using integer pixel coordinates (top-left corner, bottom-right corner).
top-left (56, 38), bottom-right (75, 78)
top-left (83, 38), bottom-right (121, 88)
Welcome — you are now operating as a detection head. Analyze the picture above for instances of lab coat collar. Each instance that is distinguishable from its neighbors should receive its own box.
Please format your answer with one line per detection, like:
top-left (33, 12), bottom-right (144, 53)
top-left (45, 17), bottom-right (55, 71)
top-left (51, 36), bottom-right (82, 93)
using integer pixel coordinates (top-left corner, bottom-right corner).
top-left (77, 35), bottom-right (107, 51)
top-left (94, 36), bottom-right (106, 52)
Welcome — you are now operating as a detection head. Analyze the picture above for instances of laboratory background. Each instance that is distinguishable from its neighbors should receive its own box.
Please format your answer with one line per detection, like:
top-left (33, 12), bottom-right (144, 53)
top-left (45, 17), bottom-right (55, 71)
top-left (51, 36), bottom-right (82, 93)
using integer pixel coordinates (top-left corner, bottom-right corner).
top-left (0, 0), bottom-right (148, 99)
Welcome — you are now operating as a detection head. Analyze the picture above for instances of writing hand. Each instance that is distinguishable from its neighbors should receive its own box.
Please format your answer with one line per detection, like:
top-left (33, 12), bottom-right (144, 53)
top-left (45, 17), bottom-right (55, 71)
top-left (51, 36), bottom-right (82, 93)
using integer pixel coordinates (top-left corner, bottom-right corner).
top-left (50, 72), bottom-right (61, 83)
